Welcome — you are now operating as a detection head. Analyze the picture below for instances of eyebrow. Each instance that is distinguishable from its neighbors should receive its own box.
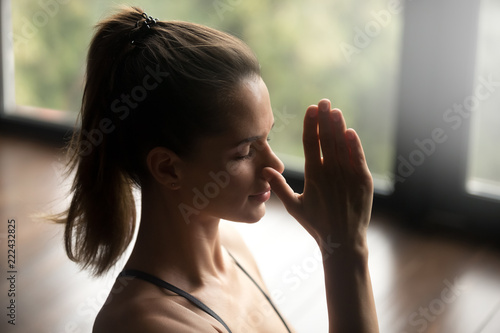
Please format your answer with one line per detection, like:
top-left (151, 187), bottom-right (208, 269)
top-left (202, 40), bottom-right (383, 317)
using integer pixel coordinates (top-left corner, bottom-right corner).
top-left (236, 135), bottom-right (262, 146)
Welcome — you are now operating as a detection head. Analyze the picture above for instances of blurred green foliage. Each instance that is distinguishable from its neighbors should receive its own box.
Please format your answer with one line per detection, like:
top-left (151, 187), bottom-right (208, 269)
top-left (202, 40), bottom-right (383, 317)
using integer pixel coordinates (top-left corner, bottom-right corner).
top-left (12, 0), bottom-right (404, 179)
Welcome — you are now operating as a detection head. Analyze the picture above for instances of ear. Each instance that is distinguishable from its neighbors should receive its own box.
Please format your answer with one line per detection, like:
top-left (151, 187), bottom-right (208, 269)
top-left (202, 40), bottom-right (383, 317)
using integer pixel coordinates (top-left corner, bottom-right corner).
top-left (146, 147), bottom-right (182, 189)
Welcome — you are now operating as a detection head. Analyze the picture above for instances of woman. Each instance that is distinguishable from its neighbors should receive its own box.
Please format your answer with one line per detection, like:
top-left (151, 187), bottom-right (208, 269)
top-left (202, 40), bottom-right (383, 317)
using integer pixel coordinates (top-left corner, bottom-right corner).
top-left (59, 6), bottom-right (378, 332)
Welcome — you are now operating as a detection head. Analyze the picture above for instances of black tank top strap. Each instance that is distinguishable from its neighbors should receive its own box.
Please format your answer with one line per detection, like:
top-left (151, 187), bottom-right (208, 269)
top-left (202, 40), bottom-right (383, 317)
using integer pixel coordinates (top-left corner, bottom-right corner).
top-left (119, 250), bottom-right (292, 333)
top-left (119, 269), bottom-right (232, 333)
top-left (225, 251), bottom-right (292, 332)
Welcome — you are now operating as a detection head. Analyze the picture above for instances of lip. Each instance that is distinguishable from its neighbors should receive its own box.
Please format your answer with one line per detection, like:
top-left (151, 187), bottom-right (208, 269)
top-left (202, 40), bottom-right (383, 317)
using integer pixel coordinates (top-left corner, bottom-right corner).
top-left (249, 187), bottom-right (272, 203)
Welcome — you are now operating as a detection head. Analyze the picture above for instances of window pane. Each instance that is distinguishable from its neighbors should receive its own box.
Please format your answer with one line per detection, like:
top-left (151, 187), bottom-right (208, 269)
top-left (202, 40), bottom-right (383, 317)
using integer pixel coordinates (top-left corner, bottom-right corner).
top-left (11, 0), bottom-right (402, 187)
top-left (11, 0), bottom-right (87, 121)
top-left (467, 0), bottom-right (500, 199)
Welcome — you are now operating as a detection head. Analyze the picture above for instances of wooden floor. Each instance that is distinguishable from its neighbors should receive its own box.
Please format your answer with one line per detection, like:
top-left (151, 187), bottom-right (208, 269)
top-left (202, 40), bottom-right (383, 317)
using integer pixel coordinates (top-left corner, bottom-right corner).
top-left (1, 134), bottom-right (500, 333)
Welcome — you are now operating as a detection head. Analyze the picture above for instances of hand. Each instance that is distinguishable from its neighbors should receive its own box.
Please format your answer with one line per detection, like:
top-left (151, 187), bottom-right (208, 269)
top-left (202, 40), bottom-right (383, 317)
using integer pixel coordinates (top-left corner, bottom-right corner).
top-left (263, 99), bottom-right (374, 251)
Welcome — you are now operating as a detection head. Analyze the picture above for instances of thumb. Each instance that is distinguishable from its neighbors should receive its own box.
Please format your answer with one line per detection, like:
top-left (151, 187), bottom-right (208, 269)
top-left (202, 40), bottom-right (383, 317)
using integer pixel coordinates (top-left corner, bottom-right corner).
top-left (263, 167), bottom-right (299, 210)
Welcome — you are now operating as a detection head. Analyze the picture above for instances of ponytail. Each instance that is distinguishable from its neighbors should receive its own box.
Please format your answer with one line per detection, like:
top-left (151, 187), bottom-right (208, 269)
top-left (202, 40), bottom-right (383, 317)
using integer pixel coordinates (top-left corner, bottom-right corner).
top-left (63, 141), bottom-right (136, 276)
top-left (57, 7), bottom-right (145, 275)
top-left (56, 6), bottom-right (260, 275)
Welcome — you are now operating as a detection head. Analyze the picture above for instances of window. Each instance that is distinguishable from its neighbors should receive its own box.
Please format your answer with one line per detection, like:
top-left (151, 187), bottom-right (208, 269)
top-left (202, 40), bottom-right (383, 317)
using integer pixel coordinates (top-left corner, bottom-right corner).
top-left (467, 0), bottom-right (500, 199)
top-left (9, 0), bottom-right (402, 192)
top-left (3, 0), bottom-right (499, 225)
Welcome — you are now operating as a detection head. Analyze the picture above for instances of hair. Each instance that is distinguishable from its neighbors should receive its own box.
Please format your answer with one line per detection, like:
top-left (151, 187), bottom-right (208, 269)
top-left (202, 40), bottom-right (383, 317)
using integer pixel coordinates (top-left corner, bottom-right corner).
top-left (56, 6), bottom-right (261, 276)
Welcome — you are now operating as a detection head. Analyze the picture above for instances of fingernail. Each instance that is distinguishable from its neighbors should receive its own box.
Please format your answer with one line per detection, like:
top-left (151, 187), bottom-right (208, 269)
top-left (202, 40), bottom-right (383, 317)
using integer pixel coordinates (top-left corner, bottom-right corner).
top-left (346, 129), bottom-right (356, 140)
top-left (319, 102), bottom-right (329, 113)
top-left (308, 106), bottom-right (317, 118)
top-left (332, 111), bottom-right (341, 122)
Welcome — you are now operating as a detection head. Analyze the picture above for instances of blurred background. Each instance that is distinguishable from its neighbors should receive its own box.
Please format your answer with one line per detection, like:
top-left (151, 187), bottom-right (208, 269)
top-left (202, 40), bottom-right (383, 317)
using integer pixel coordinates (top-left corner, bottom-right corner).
top-left (1, 0), bottom-right (499, 332)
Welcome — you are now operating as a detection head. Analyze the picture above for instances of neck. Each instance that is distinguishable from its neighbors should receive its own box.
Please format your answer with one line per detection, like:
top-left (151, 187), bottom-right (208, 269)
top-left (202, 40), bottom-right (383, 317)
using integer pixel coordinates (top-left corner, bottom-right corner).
top-left (125, 186), bottom-right (228, 287)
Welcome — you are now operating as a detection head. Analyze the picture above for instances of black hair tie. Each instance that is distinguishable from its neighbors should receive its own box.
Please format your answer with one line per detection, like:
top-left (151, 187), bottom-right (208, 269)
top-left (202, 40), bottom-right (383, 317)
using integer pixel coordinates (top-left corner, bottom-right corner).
top-left (136, 12), bottom-right (158, 29)
top-left (131, 12), bottom-right (158, 45)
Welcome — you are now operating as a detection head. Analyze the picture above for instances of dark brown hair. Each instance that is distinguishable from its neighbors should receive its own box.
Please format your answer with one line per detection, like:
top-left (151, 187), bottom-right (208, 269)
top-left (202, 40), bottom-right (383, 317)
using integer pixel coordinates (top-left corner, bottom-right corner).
top-left (57, 6), bottom-right (260, 276)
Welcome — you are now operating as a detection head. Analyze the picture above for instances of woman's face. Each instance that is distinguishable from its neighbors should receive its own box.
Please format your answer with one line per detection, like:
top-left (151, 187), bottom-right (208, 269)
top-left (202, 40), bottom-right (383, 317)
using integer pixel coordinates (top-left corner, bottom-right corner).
top-left (178, 76), bottom-right (285, 224)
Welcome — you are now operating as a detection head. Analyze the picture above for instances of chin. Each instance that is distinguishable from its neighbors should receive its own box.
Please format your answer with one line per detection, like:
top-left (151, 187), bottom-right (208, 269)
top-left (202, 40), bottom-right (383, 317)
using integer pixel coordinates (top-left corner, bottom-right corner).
top-left (226, 204), bottom-right (266, 224)
top-left (246, 201), bottom-right (269, 223)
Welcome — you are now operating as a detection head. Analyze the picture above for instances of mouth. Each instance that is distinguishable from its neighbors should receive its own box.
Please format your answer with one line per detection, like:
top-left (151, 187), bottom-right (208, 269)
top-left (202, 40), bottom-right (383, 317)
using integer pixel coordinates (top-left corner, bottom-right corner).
top-left (249, 187), bottom-right (272, 203)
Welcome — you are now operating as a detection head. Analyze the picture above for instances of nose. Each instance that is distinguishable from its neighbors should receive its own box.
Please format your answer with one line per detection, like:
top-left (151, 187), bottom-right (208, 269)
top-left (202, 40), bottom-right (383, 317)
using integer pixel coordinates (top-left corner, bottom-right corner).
top-left (262, 143), bottom-right (285, 174)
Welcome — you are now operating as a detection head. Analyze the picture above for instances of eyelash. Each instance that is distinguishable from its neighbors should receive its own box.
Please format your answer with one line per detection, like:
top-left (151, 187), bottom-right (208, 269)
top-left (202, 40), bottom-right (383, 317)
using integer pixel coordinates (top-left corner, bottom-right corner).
top-left (235, 149), bottom-right (254, 161)
top-left (235, 137), bottom-right (272, 160)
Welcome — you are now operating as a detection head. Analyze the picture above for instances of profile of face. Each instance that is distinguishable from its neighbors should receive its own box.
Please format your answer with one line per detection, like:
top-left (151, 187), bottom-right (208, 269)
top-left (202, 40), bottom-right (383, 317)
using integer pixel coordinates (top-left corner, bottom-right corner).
top-left (174, 76), bottom-right (285, 224)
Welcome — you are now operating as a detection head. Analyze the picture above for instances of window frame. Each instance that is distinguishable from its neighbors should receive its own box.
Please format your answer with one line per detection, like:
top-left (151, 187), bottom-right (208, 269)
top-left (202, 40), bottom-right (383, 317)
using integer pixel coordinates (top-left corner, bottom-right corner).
top-left (0, 0), bottom-right (70, 144)
top-left (1, 0), bottom-right (498, 234)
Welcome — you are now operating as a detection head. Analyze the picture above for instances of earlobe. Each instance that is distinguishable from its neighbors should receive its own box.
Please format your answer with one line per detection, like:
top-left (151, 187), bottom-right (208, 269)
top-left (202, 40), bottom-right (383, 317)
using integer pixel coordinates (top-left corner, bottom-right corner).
top-left (146, 147), bottom-right (182, 188)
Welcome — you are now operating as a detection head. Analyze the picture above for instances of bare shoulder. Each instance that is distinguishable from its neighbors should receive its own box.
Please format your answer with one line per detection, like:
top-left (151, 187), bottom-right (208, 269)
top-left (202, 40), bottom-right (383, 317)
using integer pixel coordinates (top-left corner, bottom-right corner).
top-left (93, 298), bottom-right (162, 333)
top-left (93, 284), bottom-right (216, 333)
top-left (94, 310), bottom-right (179, 333)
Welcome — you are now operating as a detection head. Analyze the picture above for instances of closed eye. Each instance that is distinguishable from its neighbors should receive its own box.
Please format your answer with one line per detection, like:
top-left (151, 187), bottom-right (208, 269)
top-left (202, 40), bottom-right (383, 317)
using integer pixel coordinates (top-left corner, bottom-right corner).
top-left (233, 124), bottom-right (273, 160)
top-left (235, 147), bottom-right (255, 160)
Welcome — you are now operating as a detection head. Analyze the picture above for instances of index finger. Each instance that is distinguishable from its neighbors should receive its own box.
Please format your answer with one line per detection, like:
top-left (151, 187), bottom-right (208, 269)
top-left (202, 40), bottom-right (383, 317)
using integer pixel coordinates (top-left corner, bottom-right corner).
top-left (303, 105), bottom-right (321, 175)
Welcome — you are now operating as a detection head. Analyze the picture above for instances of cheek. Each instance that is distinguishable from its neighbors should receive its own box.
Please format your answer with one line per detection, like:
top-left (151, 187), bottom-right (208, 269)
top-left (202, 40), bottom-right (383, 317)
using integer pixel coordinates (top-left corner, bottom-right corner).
top-left (190, 161), bottom-right (255, 201)
top-left (203, 163), bottom-right (259, 210)
top-left (225, 160), bottom-right (245, 177)
top-left (223, 163), bottom-right (256, 195)
top-left (223, 158), bottom-right (254, 178)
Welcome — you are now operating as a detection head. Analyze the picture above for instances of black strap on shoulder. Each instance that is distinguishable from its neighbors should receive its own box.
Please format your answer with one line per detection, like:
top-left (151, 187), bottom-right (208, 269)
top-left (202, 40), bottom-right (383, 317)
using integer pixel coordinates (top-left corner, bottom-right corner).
top-left (120, 251), bottom-right (291, 333)
top-left (119, 269), bottom-right (232, 333)
top-left (226, 251), bottom-right (292, 333)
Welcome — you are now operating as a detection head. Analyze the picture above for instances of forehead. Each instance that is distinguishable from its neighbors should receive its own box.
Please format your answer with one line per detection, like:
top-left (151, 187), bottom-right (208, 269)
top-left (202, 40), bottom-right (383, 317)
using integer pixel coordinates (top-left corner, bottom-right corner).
top-left (226, 76), bottom-right (274, 137)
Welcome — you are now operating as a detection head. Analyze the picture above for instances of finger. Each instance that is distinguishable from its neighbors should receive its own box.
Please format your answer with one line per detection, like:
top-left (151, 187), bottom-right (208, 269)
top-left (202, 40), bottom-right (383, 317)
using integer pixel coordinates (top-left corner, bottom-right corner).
top-left (346, 128), bottom-right (371, 177)
top-left (317, 99), bottom-right (336, 166)
top-left (263, 167), bottom-right (299, 211)
top-left (331, 109), bottom-right (350, 169)
top-left (303, 105), bottom-right (321, 176)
